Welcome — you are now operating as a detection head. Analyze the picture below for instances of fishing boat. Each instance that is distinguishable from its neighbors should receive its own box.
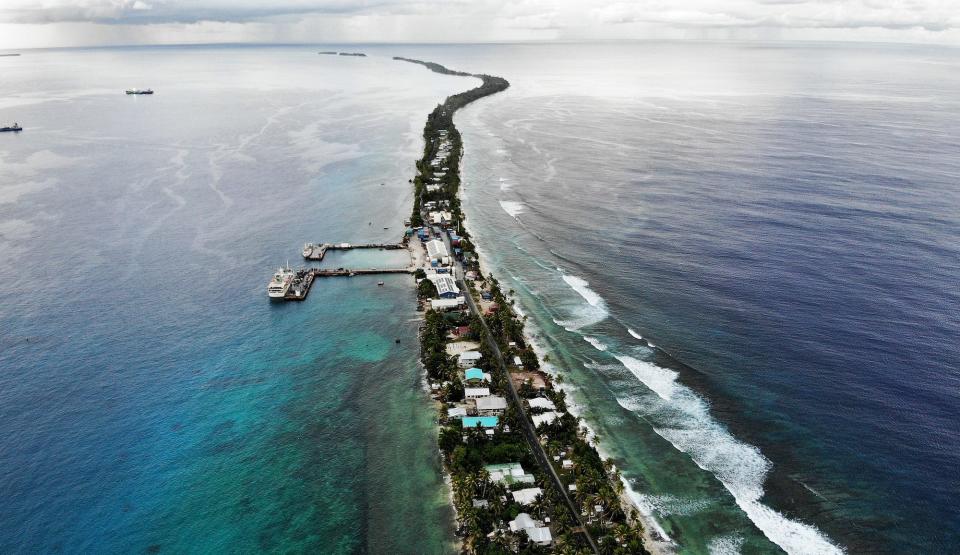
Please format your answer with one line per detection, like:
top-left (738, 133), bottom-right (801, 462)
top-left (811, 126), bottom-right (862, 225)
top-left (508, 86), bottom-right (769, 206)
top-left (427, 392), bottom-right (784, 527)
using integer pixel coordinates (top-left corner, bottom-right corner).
top-left (125, 88), bottom-right (154, 95)
top-left (0, 122), bottom-right (22, 132)
top-left (302, 243), bottom-right (314, 258)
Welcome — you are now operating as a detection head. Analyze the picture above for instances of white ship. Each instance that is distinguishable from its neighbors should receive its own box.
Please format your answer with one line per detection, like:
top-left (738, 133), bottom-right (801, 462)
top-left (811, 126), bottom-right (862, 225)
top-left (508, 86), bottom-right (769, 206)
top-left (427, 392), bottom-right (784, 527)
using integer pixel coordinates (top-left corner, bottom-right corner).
top-left (302, 243), bottom-right (314, 258)
top-left (267, 266), bottom-right (294, 299)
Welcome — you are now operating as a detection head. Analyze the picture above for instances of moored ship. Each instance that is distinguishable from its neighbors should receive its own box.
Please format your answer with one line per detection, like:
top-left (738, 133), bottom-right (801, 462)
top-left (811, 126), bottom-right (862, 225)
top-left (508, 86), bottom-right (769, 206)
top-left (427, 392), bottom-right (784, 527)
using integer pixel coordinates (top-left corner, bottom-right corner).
top-left (267, 265), bottom-right (294, 299)
top-left (1, 122), bottom-right (22, 132)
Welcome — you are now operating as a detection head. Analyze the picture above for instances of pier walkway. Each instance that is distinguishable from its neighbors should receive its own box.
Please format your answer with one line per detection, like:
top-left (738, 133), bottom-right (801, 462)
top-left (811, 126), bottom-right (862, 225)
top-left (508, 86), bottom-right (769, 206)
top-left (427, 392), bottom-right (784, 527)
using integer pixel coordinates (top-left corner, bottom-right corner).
top-left (303, 242), bottom-right (405, 261)
top-left (283, 267), bottom-right (414, 301)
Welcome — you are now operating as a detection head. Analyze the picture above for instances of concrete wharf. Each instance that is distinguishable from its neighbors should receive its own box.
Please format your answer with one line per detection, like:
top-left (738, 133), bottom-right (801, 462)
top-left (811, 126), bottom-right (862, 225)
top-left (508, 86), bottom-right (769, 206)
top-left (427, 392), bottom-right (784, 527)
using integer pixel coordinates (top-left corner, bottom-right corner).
top-left (283, 266), bottom-right (413, 300)
top-left (303, 242), bottom-right (405, 261)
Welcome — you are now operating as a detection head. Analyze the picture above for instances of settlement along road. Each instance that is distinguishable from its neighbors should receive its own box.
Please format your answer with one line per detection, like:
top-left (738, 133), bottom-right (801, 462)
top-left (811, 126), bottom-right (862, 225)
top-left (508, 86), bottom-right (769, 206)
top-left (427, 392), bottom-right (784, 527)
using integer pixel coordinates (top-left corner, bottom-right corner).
top-left (438, 227), bottom-right (600, 554)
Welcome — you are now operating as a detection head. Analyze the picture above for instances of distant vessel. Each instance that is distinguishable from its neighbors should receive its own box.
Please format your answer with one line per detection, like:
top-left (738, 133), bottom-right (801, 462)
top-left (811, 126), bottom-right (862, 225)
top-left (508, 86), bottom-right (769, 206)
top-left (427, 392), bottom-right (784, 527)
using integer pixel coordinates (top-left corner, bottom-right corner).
top-left (267, 266), bottom-right (294, 299)
top-left (302, 243), bottom-right (314, 258)
top-left (0, 122), bottom-right (22, 132)
top-left (125, 88), bottom-right (154, 95)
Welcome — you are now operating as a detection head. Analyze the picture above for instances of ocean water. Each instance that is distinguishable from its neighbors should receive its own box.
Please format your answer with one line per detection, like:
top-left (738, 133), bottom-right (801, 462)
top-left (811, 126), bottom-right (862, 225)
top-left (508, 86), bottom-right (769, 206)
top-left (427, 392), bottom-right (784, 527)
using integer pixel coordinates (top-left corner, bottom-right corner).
top-left (0, 46), bottom-right (465, 553)
top-left (430, 42), bottom-right (958, 553)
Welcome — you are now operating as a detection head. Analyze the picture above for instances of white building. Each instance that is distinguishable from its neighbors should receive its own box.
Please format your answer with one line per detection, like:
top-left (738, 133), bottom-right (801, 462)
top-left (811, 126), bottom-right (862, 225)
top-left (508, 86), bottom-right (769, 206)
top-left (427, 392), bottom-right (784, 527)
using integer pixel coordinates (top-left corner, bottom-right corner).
top-left (458, 351), bottom-right (482, 368)
top-left (531, 411), bottom-right (560, 428)
top-left (475, 395), bottom-right (507, 415)
top-left (509, 513), bottom-right (552, 547)
top-left (431, 297), bottom-right (465, 311)
top-left (511, 487), bottom-right (543, 506)
top-left (425, 239), bottom-right (449, 261)
top-left (527, 398), bottom-right (556, 411)
top-left (465, 387), bottom-right (490, 399)
top-left (447, 407), bottom-right (468, 418)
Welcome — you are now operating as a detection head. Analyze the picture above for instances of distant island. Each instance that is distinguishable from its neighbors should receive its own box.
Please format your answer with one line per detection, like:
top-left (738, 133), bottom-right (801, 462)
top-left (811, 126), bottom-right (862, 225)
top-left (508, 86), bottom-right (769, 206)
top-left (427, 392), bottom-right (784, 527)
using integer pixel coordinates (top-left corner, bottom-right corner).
top-left (318, 51), bottom-right (366, 57)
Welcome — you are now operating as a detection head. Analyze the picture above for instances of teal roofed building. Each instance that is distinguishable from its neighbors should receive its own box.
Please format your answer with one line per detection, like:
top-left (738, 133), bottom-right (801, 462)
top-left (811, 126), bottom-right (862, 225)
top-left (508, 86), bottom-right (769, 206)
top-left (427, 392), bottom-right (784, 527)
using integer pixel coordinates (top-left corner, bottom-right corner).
top-left (462, 416), bottom-right (499, 428)
top-left (464, 367), bottom-right (490, 383)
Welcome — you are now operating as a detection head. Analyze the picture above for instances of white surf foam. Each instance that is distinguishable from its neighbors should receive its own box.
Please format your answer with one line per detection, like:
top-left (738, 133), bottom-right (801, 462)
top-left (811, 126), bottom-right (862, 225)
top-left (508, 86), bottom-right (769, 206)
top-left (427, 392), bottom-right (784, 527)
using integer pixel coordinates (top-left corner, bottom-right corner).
top-left (499, 200), bottom-right (525, 218)
top-left (628, 328), bottom-right (643, 340)
top-left (612, 356), bottom-right (844, 555)
top-left (561, 274), bottom-right (603, 307)
top-left (615, 355), bottom-right (679, 401)
top-left (583, 336), bottom-right (608, 351)
top-left (708, 534), bottom-right (745, 555)
top-left (499, 177), bottom-right (511, 191)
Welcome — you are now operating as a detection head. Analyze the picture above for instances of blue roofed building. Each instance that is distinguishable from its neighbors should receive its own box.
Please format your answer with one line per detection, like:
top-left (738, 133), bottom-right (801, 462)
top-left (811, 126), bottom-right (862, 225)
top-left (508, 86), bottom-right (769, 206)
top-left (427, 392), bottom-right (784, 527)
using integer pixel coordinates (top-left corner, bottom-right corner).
top-left (462, 416), bottom-right (499, 428)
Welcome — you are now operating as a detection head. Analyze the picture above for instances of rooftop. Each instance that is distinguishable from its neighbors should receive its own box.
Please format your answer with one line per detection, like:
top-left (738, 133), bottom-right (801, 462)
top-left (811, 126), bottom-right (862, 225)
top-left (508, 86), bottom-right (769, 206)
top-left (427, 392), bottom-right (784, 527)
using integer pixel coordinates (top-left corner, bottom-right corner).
top-left (462, 416), bottom-right (499, 428)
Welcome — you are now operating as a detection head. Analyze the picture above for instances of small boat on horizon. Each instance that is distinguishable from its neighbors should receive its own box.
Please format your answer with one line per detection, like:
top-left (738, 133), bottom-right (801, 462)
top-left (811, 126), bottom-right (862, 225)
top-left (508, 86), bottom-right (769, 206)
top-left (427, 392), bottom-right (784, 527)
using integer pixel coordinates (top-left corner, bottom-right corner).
top-left (1, 122), bottom-right (22, 132)
top-left (125, 88), bottom-right (154, 95)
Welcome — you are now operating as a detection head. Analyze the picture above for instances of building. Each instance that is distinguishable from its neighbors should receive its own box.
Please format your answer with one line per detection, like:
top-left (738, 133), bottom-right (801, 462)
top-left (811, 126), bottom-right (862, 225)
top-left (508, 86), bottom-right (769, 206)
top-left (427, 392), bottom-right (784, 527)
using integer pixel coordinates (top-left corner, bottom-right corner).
top-left (531, 411), bottom-right (560, 428)
top-left (447, 407), bottom-right (468, 418)
top-left (513, 356), bottom-right (523, 367)
top-left (475, 395), bottom-right (507, 415)
top-left (462, 416), bottom-right (499, 429)
top-left (527, 397), bottom-right (556, 411)
top-left (458, 351), bottom-right (482, 368)
top-left (428, 274), bottom-right (459, 298)
top-left (485, 463), bottom-right (535, 485)
top-left (511, 487), bottom-right (543, 506)
top-left (509, 513), bottom-right (553, 547)
top-left (463, 367), bottom-right (491, 383)
top-left (425, 239), bottom-right (449, 262)
top-left (465, 387), bottom-right (490, 399)
top-left (431, 297), bottom-right (465, 311)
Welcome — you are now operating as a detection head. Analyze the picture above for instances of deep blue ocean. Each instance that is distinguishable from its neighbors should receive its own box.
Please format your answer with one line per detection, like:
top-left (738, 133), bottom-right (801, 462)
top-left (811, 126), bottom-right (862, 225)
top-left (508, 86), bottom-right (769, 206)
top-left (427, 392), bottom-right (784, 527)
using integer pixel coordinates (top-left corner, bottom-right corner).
top-left (1, 42), bottom-right (958, 554)
top-left (447, 42), bottom-right (960, 553)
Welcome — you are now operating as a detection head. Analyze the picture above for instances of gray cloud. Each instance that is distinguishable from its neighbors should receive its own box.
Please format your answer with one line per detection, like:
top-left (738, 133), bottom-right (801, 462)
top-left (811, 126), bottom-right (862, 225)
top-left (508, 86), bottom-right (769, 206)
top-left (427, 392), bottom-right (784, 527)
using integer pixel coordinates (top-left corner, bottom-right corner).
top-left (1, 0), bottom-right (959, 48)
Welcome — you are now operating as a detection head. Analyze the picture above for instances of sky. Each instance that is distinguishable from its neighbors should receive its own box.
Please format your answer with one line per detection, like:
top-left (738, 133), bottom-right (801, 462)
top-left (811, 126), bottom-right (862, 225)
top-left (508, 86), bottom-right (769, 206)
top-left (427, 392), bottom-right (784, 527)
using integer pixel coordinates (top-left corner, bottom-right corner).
top-left (1, 0), bottom-right (959, 49)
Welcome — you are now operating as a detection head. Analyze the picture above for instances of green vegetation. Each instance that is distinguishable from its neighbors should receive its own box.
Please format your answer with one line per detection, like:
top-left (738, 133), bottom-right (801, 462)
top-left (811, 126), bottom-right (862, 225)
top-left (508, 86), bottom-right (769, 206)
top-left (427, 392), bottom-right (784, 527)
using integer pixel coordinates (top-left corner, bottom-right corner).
top-left (402, 56), bottom-right (650, 554)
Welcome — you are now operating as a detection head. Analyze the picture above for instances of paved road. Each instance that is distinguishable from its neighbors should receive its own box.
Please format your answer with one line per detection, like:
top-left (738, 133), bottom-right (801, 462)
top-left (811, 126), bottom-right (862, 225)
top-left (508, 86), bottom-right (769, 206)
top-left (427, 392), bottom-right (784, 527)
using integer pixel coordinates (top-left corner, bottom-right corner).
top-left (447, 237), bottom-right (599, 553)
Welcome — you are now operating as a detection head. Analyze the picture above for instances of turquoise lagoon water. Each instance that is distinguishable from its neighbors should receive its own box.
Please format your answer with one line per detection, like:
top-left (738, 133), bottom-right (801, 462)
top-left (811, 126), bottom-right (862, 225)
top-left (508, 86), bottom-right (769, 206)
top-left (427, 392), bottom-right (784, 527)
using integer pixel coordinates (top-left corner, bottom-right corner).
top-left (0, 46), bottom-right (463, 553)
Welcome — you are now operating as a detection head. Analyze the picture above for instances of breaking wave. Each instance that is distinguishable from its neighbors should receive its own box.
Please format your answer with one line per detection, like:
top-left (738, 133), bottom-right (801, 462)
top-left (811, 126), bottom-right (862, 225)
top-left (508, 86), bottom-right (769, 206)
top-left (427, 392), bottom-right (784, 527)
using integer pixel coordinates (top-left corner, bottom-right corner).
top-left (583, 336), bottom-right (608, 351)
top-left (612, 356), bottom-right (844, 555)
top-left (628, 328), bottom-right (643, 340)
top-left (553, 273), bottom-right (609, 330)
top-left (499, 200), bottom-right (525, 218)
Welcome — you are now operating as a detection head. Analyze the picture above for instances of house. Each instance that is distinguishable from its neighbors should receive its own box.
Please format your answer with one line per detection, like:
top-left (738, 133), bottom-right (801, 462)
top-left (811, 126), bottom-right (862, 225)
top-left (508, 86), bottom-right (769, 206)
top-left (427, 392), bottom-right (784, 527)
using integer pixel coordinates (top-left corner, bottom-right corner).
top-left (463, 367), bottom-right (491, 383)
top-left (513, 356), bottom-right (523, 367)
top-left (458, 351), bottom-right (482, 368)
top-left (531, 411), bottom-right (560, 428)
top-left (527, 397), bottom-right (556, 411)
top-left (431, 297), bottom-right (465, 311)
top-left (464, 387), bottom-right (490, 399)
top-left (561, 459), bottom-right (573, 470)
top-left (481, 291), bottom-right (494, 301)
top-left (509, 513), bottom-right (552, 547)
top-left (475, 395), bottom-right (507, 415)
top-left (447, 407), bottom-right (468, 418)
top-left (511, 487), bottom-right (543, 506)
top-left (462, 416), bottom-right (499, 429)
top-left (485, 463), bottom-right (535, 485)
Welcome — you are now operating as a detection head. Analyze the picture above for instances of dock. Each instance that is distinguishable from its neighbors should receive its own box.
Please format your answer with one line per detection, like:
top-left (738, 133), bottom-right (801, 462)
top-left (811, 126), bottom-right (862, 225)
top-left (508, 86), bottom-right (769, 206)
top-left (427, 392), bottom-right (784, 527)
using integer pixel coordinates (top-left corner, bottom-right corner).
top-left (283, 266), bottom-right (413, 301)
top-left (303, 242), bottom-right (405, 261)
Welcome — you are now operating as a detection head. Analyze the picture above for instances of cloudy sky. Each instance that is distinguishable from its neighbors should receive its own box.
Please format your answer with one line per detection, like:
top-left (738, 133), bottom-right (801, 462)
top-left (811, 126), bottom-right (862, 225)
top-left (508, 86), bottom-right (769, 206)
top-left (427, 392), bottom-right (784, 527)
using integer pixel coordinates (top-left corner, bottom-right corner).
top-left (1, 0), bottom-right (959, 49)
